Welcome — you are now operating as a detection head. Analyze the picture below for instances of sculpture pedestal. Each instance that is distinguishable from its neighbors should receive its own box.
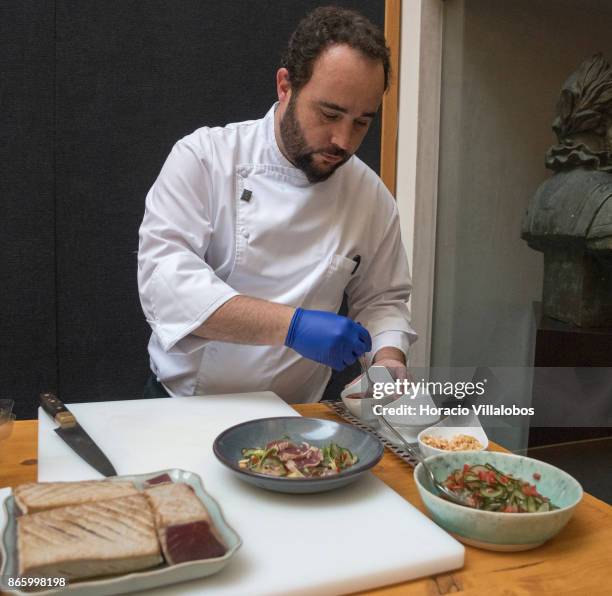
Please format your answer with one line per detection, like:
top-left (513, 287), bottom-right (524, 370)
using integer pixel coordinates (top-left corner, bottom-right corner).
top-left (543, 246), bottom-right (612, 327)
top-left (529, 302), bottom-right (612, 446)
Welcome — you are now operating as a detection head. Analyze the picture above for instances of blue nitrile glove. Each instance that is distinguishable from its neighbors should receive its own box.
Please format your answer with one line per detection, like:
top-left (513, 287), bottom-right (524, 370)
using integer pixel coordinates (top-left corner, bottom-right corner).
top-left (284, 308), bottom-right (372, 371)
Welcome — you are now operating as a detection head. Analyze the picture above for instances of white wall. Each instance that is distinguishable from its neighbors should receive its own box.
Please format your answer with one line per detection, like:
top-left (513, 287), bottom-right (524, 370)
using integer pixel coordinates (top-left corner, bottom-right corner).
top-left (396, 0), bottom-right (421, 273)
top-left (432, 0), bottom-right (612, 367)
top-left (396, 0), bottom-right (444, 367)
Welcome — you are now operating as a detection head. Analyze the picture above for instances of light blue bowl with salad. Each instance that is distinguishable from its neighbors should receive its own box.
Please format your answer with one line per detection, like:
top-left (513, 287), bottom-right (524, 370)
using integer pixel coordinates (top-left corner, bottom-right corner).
top-left (414, 451), bottom-right (583, 551)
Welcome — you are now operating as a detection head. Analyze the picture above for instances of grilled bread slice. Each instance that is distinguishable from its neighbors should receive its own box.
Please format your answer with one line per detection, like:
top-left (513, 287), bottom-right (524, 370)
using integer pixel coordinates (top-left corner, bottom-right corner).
top-left (14, 480), bottom-right (138, 514)
top-left (145, 483), bottom-right (226, 564)
top-left (17, 494), bottom-right (162, 579)
top-left (145, 482), bottom-right (212, 527)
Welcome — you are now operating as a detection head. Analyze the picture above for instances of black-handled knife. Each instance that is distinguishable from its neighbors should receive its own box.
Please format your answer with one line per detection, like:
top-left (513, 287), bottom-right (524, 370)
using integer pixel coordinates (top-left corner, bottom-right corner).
top-left (40, 392), bottom-right (117, 477)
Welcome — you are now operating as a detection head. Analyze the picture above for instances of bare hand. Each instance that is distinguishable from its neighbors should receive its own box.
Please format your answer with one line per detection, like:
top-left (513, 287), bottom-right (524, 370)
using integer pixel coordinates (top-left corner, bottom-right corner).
top-left (371, 358), bottom-right (411, 382)
top-left (343, 358), bottom-right (412, 390)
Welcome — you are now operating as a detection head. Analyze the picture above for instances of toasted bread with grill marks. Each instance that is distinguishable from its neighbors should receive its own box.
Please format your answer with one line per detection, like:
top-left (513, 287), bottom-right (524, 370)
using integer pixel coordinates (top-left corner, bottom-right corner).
top-left (144, 483), bottom-right (226, 564)
top-left (14, 480), bottom-right (138, 515)
top-left (17, 493), bottom-right (162, 579)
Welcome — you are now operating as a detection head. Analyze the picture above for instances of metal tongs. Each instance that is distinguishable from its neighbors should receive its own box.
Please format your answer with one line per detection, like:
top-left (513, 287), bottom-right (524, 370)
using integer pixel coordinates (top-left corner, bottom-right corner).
top-left (358, 357), bottom-right (476, 509)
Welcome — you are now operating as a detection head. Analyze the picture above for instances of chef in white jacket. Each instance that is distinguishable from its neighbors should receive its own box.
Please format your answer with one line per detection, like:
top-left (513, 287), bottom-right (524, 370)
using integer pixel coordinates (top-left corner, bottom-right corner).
top-left (138, 6), bottom-right (417, 402)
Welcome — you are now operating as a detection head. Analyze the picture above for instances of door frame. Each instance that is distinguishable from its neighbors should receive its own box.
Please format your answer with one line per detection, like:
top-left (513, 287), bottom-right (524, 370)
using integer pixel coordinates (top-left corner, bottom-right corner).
top-left (381, 0), bottom-right (444, 367)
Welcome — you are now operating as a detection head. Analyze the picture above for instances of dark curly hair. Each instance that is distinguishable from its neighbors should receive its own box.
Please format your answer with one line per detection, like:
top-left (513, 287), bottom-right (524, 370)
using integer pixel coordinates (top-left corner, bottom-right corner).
top-left (281, 6), bottom-right (391, 94)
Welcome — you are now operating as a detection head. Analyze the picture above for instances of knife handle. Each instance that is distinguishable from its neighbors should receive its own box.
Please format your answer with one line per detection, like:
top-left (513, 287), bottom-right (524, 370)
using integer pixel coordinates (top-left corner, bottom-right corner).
top-left (40, 392), bottom-right (77, 429)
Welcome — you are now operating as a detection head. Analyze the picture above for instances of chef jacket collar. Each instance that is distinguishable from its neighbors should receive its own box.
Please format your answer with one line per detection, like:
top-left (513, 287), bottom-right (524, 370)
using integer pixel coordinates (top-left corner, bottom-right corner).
top-left (263, 103), bottom-right (309, 184)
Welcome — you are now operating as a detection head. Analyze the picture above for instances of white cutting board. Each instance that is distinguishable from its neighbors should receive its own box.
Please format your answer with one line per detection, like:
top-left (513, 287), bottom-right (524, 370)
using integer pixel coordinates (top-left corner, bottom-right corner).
top-left (37, 392), bottom-right (464, 595)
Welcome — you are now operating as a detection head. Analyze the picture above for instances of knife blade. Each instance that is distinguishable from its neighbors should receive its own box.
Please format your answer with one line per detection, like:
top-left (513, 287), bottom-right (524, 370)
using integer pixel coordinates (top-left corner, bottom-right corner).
top-left (40, 392), bottom-right (117, 477)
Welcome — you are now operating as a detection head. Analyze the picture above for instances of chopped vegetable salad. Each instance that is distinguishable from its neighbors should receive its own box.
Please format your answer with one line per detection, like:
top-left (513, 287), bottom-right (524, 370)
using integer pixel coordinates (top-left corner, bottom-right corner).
top-left (443, 463), bottom-right (558, 512)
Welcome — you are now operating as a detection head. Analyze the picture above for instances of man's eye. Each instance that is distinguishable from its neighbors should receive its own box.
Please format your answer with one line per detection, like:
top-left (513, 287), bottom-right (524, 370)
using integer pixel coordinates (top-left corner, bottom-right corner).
top-left (355, 120), bottom-right (369, 128)
top-left (322, 111), bottom-right (339, 121)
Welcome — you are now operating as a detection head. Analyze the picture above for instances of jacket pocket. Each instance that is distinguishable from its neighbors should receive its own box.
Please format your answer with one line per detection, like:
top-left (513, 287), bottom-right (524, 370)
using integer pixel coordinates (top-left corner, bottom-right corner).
top-left (304, 254), bottom-right (355, 313)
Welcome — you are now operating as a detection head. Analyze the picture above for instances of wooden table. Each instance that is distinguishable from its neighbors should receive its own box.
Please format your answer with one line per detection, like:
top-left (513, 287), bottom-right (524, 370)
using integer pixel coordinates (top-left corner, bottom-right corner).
top-left (2, 404), bottom-right (611, 595)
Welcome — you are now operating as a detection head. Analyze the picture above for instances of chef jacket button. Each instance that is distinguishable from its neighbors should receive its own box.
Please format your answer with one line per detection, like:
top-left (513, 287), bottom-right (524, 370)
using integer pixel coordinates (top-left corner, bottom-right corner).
top-left (242, 230), bottom-right (250, 239)
top-left (238, 167), bottom-right (249, 178)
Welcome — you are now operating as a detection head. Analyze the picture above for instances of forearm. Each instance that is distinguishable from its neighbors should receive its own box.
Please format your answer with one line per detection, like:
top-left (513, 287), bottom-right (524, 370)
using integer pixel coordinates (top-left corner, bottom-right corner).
top-left (192, 295), bottom-right (295, 345)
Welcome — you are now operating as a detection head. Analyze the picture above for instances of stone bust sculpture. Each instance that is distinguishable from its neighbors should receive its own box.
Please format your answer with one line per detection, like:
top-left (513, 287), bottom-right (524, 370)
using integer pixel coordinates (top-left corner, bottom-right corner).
top-left (522, 53), bottom-right (612, 327)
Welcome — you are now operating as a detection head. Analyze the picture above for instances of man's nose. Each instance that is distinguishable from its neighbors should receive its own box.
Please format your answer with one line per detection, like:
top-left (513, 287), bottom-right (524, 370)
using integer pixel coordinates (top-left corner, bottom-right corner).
top-left (330, 122), bottom-right (354, 153)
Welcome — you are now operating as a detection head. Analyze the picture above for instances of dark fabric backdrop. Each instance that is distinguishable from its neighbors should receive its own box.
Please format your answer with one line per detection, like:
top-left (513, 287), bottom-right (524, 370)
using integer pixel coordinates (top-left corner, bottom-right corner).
top-left (1, 0), bottom-right (384, 419)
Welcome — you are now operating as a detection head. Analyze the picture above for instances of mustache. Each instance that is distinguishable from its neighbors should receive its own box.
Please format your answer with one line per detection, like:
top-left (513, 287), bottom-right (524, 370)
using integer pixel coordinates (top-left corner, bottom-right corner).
top-left (315, 147), bottom-right (350, 159)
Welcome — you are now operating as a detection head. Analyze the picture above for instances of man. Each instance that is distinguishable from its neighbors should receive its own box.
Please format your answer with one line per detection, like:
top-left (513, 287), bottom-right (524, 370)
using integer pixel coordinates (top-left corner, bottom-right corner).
top-left (138, 6), bottom-right (417, 401)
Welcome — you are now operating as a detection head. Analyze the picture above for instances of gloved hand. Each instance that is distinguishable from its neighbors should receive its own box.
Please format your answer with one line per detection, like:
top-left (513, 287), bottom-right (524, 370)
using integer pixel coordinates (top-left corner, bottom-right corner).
top-left (284, 308), bottom-right (372, 371)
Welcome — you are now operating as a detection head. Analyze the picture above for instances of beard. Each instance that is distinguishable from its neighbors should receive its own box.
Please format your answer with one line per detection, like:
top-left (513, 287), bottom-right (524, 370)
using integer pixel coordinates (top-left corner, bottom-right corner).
top-left (279, 94), bottom-right (351, 183)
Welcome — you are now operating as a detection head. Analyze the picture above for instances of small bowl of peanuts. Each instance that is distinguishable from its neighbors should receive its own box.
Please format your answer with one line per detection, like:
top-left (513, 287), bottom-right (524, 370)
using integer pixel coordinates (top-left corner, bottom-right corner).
top-left (418, 424), bottom-right (489, 459)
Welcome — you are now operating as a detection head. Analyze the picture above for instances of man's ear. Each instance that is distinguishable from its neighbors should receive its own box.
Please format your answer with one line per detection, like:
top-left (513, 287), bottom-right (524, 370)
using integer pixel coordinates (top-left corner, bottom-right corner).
top-left (276, 68), bottom-right (292, 104)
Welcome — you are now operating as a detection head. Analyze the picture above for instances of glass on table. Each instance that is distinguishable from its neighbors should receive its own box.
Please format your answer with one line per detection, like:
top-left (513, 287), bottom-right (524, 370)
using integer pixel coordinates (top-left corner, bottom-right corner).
top-left (0, 399), bottom-right (14, 420)
top-left (0, 399), bottom-right (15, 442)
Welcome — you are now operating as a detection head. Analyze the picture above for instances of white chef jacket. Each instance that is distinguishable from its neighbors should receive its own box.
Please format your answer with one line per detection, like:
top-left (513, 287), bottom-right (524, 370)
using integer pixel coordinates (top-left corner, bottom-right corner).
top-left (138, 104), bottom-right (417, 402)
